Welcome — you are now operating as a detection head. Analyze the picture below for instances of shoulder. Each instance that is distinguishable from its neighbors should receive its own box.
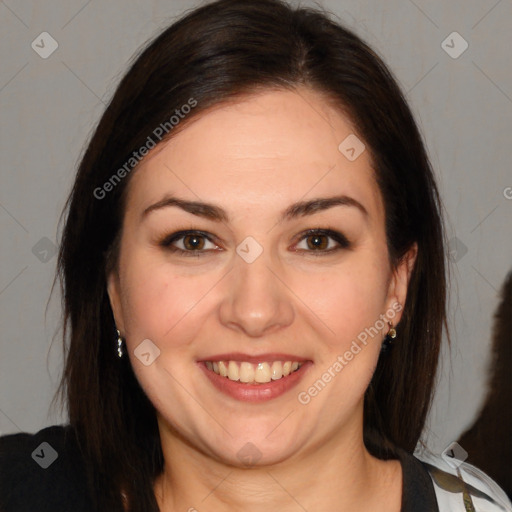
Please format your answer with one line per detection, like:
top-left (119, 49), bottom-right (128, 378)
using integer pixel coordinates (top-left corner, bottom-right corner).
top-left (414, 448), bottom-right (512, 512)
top-left (0, 424), bottom-right (94, 512)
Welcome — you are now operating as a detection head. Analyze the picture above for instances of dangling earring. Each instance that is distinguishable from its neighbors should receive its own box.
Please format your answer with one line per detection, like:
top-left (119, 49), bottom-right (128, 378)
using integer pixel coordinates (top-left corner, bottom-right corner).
top-left (381, 322), bottom-right (397, 353)
top-left (116, 329), bottom-right (124, 358)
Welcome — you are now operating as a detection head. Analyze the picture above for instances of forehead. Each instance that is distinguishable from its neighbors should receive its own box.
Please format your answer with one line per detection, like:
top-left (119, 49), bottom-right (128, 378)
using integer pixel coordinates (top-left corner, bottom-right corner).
top-left (124, 87), bottom-right (383, 222)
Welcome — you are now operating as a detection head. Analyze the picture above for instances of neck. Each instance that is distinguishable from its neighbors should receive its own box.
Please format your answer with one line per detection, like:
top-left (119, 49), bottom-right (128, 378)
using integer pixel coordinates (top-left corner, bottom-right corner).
top-left (153, 415), bottom-right (402, 511)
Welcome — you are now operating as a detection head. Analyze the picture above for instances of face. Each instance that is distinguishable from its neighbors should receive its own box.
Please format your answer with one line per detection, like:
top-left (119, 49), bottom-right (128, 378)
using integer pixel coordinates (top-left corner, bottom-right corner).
top-left (107, 87), bottom-right (416, 467)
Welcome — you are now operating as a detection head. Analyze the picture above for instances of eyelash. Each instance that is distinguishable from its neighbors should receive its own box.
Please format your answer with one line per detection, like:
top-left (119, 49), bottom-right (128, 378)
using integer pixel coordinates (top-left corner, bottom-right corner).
top-left (157, 228), bottom-right (351, 257)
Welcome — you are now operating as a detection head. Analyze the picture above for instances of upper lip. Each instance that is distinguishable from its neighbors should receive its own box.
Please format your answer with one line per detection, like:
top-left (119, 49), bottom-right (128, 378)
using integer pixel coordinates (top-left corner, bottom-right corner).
top-left (199, 352), bottom-right (310, 364)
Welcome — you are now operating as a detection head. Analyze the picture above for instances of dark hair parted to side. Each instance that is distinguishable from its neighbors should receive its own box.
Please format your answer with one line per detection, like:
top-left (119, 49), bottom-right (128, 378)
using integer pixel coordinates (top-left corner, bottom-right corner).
top-left (52, 0), bottom-right (447, 509)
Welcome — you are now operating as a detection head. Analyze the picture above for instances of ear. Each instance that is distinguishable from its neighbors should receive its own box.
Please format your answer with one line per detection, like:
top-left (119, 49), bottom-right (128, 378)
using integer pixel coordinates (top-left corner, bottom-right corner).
top-left (385, 242), bottom-right (418, 325)
top-left (107, 270), bottom-right (125, 333)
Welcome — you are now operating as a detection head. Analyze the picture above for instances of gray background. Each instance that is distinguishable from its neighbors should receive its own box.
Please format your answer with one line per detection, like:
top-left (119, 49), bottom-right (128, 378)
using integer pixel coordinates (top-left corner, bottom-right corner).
top-left (1, 0), bottom-right (511, 456)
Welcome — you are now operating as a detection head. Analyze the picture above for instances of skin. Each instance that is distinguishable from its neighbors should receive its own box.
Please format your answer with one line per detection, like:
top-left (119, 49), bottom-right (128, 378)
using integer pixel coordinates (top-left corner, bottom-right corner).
top-left (107, 87), bottom-right (417, 511)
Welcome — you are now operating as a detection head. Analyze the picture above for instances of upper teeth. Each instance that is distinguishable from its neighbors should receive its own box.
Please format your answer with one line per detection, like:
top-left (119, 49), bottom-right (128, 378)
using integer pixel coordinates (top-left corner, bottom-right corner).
top-left (205, 360), bottom-right (303, 384)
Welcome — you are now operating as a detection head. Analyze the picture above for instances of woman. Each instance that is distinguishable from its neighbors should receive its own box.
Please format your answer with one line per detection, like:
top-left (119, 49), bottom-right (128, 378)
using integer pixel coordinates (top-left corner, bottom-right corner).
top-left (0, 0), bottom-right (510, 510)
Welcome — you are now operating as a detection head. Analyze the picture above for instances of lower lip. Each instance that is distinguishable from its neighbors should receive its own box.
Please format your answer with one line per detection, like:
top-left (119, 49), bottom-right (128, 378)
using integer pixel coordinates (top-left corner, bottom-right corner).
top-left (199, 361), bottom-right (313, 402)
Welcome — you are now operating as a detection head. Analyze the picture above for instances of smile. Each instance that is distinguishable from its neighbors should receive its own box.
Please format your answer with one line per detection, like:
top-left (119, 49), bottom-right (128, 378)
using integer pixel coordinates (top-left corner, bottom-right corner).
top-left (205, 360), bottom-right (304, 384)
top-left (199, 358), bottom-right (312, 402)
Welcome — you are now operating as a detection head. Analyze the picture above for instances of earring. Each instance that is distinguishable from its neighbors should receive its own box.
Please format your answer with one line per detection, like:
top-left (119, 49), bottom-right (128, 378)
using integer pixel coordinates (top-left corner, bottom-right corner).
top-left (116, 329), bottom-right (124, 358)
top-left (381, 322), bottom-right (397, 353)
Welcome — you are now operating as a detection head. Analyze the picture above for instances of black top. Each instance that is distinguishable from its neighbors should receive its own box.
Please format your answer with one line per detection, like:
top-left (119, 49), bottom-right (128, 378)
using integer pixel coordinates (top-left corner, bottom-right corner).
top-left (0, 424), bottom-right (439, 511)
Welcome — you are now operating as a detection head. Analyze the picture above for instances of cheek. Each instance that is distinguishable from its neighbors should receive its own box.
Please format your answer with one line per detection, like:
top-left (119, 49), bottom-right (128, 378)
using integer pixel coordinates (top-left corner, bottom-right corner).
top-left (294, 258), bottom-right (389, 416)
top-left (295, 256), bottom-right (390, 349)
top-left (118, 254), bottom-right (208, 347)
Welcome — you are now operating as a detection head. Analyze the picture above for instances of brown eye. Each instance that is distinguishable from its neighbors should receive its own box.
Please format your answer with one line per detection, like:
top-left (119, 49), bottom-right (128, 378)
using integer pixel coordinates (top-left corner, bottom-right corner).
top-left (182, 234), bottom-right (206, 250)
top-left (294, 229), bottom-right (351, 254)
top-left (159, 230), bottom-right (219, 256)
top-left (305, 234), bottom-right (329, 250)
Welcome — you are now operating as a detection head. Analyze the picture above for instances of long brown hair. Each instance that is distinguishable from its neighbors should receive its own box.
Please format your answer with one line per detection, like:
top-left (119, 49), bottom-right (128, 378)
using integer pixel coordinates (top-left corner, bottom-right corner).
top-left (458, 271), bottom-right (512, 499)
top-left (52, 0), bottom-right (448, 509)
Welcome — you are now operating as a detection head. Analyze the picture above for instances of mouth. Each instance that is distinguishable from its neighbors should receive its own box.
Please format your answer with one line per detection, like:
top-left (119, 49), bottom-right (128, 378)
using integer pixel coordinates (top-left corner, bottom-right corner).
top-left (198, 354), bottom-right (312, 402)
top-left (204, 359), bottom-right (304, 384)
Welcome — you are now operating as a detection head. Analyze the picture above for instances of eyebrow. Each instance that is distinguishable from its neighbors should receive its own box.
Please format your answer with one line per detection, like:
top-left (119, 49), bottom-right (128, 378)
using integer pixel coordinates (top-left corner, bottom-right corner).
top-left (141, 194), bottom-right (368, 223)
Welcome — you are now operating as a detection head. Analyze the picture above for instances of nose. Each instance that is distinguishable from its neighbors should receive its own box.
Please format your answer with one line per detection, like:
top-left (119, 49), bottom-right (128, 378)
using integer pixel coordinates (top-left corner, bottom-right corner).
top-left (218, 249), bottom-right (295, 338)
